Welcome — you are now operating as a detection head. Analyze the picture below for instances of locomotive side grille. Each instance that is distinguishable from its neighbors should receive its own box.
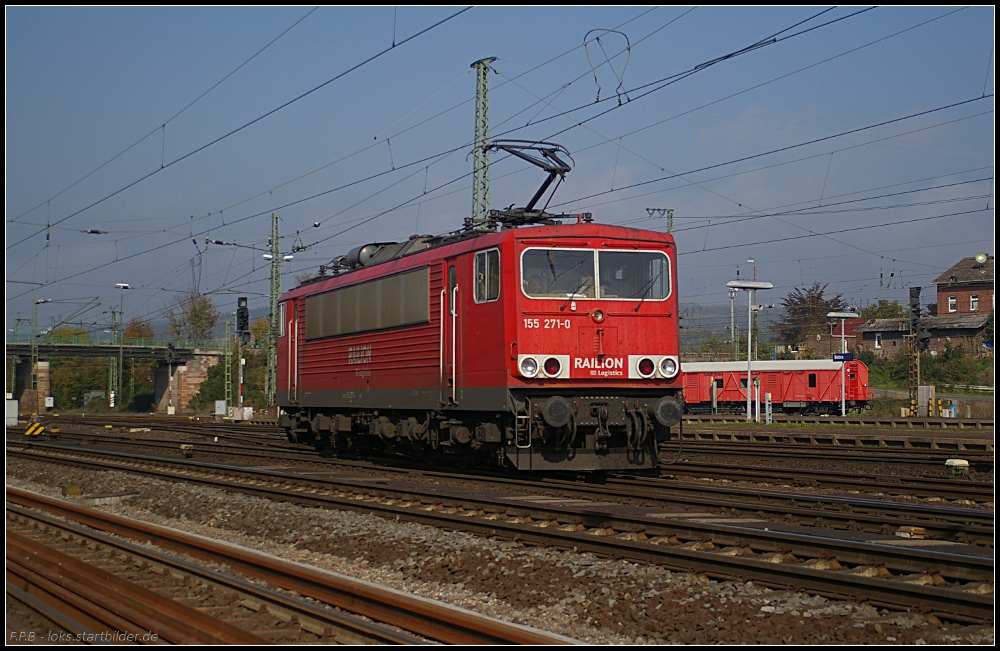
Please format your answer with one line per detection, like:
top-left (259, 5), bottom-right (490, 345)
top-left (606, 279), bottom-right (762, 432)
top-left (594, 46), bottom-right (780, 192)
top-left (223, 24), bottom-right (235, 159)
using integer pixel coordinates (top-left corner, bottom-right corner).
top-left (305, 267), bottom-right (429, 339)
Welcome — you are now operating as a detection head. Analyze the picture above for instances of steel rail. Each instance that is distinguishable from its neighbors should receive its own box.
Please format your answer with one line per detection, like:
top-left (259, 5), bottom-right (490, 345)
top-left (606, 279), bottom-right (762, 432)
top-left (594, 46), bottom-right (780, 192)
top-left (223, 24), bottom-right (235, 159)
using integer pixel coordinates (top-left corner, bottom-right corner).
top-left (5, 582), bottom-right (98, 641)
top-left (6, 487), bottom-right (575, 646)
top-left (6, 504), bottom-right (427, 645)
top-left (7, 531), bottom-right (264, 644)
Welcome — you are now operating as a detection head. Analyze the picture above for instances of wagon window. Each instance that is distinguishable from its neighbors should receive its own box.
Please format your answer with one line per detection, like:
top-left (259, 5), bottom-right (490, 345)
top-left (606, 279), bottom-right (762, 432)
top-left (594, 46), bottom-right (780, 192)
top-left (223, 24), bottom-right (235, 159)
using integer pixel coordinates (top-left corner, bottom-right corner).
top-left (474, 249), bottom-right (500, 303)
top-left (808, 373), bottom-right (817, 388)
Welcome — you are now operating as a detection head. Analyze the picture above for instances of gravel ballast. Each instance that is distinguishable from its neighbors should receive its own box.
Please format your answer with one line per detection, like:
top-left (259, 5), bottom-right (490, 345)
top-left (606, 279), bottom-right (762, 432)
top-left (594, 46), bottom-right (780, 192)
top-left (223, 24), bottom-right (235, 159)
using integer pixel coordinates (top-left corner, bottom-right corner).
top-left (6, 457), bottom-right (993, 645)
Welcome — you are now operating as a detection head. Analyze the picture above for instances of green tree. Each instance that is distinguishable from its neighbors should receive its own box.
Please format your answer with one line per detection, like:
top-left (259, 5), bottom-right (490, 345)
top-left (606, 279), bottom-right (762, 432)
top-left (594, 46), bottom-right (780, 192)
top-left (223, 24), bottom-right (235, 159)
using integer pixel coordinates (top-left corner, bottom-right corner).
top-left (697, 333), bottom-right (731, 355)
top-left (250, 318), bottom-right (270, 349)
top-left (48, 327), bottom-right (109, 411)
top-left (772, 283), bottom-right (847, 345)
top-left (858, 299), bottom-right (905, 321)
top-left (188, 338), bottom-right (269, 411)
top-left (124, 318), bottom-right (155, 341)
top-left (166, 291), bottom-right (219, 341)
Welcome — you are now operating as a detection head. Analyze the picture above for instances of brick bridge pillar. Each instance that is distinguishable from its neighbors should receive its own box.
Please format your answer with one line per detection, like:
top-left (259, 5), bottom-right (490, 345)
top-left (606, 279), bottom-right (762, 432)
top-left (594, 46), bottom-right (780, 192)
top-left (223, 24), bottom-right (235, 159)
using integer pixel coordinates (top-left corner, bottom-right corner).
top-left (154, 353), bottom-right (219, 414)
top-left (15, 360), bottom-right (50, 416)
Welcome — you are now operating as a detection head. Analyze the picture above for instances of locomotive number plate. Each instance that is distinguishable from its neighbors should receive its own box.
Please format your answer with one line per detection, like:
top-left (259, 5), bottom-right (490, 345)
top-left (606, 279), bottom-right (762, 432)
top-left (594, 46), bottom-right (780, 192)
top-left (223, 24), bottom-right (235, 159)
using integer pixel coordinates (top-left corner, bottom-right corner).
top-left (524, 318), bottom-right (571, 329)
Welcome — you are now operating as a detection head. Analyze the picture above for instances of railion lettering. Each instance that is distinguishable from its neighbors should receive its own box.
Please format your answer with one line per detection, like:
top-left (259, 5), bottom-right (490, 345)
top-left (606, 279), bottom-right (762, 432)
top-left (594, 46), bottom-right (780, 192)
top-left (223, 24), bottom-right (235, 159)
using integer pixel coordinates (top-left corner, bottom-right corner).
top-left (573, 356), bottom-right (624, 370)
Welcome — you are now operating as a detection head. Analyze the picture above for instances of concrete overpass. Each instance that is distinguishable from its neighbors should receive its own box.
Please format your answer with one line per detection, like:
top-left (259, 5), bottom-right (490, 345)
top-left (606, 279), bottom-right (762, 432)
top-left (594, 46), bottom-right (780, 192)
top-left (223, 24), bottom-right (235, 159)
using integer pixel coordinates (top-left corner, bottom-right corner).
top-left (6, 338), bottom-right (227, 416)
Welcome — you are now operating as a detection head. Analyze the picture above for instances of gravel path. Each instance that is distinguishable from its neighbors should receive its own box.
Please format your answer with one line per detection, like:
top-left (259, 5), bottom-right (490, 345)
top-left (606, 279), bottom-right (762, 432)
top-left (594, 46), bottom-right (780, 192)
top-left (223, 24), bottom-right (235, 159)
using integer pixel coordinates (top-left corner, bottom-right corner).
top-left (6, 457), bottom-right (993, 644)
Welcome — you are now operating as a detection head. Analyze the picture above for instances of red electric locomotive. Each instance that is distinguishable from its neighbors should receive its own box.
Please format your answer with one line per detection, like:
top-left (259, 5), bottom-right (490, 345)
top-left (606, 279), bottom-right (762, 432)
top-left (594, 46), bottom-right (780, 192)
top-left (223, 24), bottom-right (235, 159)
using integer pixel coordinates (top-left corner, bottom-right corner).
top-left (275, 210), bottom-right (683, 471)
top-left (681, 360), bottom-right (874, 415)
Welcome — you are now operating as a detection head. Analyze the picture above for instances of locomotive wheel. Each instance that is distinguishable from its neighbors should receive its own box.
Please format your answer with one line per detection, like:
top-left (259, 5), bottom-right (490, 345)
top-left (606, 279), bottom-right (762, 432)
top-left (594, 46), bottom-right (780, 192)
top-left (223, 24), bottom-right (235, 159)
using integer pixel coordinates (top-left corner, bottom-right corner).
top-left (313, 431), bottom-right (330, 452)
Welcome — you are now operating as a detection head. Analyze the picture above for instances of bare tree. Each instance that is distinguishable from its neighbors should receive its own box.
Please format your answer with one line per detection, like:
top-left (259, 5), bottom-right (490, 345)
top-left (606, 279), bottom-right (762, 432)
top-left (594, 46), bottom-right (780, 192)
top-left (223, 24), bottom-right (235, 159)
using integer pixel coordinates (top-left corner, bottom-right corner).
top-left (166, 291), bottom-right (219, 341)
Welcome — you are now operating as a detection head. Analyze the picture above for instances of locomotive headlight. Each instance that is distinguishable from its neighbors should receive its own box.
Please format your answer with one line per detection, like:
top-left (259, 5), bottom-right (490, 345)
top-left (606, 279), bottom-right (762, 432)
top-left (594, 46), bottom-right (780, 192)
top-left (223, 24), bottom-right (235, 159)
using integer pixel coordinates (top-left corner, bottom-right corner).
top-left (637, 357), bottom-right (656, 378)
top-left (659, 356), bottom-right (679, 378)
top-left (543, 357), bottom-right (562, 377)
top-left (591, 309), bottom-right (605, 323)
top-left (520, 356), bottom-right (539, 378)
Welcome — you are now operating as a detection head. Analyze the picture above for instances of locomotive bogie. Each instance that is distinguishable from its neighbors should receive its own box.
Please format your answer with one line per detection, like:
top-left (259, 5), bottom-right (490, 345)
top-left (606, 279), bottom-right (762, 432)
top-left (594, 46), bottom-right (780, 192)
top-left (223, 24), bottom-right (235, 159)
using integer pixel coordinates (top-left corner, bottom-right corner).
top-left (278, 390), bottom-right (681, 471)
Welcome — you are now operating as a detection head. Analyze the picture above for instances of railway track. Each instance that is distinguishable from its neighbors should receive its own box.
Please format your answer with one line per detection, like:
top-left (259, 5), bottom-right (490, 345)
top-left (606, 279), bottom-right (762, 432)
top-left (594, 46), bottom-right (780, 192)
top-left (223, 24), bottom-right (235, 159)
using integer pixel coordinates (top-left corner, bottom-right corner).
top-left (16, 426), bottom-right (992, 506)
top-left (10, 431), bottom-right (994, 545)
top-left (6, 489), bottom-right (573, 645)
top-left (651, 461), bottom-right (994, 502)
top-left (683, 414), bottom-right (994, 430)
top-left (665, 441), bottom-right (994, 472)
top-left (8, 444), bottom-right (994, 623)
top-left (16, 426), bottom-right (994, 497)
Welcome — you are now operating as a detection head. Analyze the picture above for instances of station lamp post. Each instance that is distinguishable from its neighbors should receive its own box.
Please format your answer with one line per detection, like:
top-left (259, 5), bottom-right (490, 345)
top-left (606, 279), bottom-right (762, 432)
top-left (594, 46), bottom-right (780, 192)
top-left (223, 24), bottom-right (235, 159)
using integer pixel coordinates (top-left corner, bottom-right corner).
top-left (827, 311), bottom-right (859, 417)
top-left (727, 280), bottom-right (773, 421)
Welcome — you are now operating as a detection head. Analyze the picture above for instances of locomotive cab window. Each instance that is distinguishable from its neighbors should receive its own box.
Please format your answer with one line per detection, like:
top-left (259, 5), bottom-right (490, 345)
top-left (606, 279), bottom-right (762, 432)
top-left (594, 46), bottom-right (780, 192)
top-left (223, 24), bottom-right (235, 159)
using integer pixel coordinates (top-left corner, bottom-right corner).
top-left (597, 250), bottom-right (669, 300)
top-left (522, 249), bottom-right (594, 298)
top-left (520, 248), bottom-right (670, 300)
top-left (474, 249), bottom-right (500, 303)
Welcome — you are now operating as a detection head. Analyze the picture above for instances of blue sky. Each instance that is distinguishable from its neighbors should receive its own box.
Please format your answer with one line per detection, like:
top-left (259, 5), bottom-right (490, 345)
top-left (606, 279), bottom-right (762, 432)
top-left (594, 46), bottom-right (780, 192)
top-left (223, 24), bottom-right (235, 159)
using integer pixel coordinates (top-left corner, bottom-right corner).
top-left (6, 6), bottom-right (995, 337)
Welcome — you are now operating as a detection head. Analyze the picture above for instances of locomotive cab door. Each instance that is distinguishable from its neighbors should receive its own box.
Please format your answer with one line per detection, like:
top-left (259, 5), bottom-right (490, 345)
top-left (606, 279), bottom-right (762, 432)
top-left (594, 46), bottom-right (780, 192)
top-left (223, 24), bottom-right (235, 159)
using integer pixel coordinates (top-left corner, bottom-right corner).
top-left (440, 260), bottom-right (460, 405)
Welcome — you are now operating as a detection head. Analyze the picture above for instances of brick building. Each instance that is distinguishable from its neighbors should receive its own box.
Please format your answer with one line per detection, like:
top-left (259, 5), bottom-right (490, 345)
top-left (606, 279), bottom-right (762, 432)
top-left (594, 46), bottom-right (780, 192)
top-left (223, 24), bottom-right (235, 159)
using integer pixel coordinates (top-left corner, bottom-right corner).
top-left (931, 255), bottom-right (993, 316)
top-left (854, 318), bottom-right (909, 358)
top-left (855, 256), bottom-right (994, 359)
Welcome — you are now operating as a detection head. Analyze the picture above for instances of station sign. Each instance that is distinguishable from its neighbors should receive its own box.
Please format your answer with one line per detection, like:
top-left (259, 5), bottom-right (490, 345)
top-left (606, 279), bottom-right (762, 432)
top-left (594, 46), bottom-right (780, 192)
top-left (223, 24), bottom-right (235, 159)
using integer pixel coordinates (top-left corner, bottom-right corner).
top-left (832, 353), bottom-right (854, 362)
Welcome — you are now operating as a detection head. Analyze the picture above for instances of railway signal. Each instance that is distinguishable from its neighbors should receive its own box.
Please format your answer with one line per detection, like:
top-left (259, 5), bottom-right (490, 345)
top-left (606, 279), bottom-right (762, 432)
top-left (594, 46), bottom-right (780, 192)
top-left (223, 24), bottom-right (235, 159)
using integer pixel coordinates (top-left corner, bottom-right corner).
top-left (237, 297), bottom-right (250, 344)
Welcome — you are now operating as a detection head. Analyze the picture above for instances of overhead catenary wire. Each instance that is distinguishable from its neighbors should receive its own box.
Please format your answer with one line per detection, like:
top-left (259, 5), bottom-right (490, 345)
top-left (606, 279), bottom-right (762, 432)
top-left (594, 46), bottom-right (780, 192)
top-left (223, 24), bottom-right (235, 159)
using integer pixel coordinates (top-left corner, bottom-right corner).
top-left (8, 7), bottom-right (472, 250)
top-left (9, 7), bottom-right (991, 321)
top-left (10, 4), bottom-right (837, 258)
top-left (7, 4), bottom-right (860, 280)
top-left (9, 7), bottom-right (320, 227)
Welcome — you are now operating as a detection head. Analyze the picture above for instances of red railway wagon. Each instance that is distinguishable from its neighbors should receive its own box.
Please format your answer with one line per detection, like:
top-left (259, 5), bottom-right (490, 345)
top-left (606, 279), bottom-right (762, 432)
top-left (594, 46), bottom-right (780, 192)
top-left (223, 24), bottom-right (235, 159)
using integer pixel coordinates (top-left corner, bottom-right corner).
top-left (276, 216), bottom-right (684, 471)
top-left (681, 360), bottom-right (874, 415)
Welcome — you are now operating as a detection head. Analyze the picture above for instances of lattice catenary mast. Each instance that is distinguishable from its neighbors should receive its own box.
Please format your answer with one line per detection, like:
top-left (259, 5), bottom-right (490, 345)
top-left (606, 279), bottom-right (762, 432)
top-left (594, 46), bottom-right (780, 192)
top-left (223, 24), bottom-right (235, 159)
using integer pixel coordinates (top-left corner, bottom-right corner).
top-left (471, 57), bottom-right (496, 229)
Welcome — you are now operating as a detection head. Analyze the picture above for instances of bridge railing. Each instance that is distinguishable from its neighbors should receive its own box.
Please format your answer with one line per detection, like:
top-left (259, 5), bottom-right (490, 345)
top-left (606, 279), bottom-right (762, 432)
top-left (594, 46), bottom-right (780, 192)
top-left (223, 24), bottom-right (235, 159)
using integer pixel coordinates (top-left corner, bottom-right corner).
top-left (5, 334), bottom-right (229, 350)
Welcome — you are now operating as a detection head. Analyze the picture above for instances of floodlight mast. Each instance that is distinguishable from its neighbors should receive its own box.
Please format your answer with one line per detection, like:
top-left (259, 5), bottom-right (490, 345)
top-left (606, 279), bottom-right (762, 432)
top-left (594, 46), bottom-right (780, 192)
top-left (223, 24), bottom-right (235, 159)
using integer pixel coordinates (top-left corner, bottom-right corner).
top-left (727, 280), bottom-right (773, 421)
